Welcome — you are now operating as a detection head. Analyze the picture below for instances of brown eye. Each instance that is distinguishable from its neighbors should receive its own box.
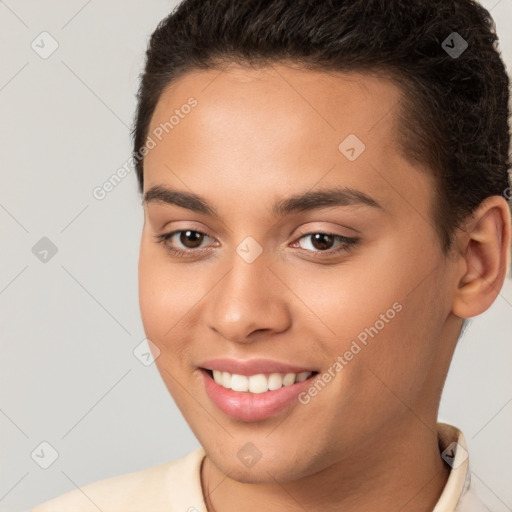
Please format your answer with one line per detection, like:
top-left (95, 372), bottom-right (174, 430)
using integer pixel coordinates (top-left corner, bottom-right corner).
top-left (153, 229), bottom-right (214, 257)
top-left (178, 230), bottom-right (204, 249)
top-left (294, 232), bottom-right (359, 258)
top-left (309, 233), bottom-right (335, 251)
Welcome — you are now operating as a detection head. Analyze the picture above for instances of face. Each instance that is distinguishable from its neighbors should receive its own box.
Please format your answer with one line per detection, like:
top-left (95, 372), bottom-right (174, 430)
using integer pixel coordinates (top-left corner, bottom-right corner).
top-left (138, 64), bottom-right (461, 482)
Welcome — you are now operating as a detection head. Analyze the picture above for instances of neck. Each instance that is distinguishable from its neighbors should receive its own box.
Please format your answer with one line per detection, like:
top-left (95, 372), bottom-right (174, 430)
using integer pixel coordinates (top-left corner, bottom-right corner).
top-left (201, 416), bottom-right (451, 512)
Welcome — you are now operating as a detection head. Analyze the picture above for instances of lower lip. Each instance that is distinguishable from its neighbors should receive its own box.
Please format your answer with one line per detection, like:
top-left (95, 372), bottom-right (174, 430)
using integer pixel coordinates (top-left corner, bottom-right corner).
top-left (200, 369), bottom-right (319, 422)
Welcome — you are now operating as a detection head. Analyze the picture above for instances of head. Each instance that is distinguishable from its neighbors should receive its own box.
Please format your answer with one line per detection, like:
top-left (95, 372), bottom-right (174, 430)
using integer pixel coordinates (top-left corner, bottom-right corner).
top-left (133, 0), bottom-right (511, 481)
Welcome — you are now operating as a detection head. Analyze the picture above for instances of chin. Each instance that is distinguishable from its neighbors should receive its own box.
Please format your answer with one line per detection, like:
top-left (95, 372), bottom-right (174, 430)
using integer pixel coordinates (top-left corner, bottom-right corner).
top-left (208, 445), bottom-right (317, 484)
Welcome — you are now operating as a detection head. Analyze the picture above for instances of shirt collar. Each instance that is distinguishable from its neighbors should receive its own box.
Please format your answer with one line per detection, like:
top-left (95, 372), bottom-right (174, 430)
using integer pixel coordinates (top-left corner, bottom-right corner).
top-left (433, 422), bottom-right (471, 511)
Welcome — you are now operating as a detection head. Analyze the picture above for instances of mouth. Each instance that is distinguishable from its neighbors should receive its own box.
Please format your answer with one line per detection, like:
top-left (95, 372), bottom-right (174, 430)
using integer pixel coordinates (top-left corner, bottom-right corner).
top-left (199, 367), bottom-right (321, 422)
top-left (201, 367), bottom-right (320, 393)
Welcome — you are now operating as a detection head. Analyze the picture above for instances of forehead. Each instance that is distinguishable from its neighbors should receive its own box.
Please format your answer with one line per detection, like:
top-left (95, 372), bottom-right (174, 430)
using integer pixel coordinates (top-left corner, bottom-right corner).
top-left (143, 64), bottom-right (431, 221)
top-left (147, 65), bottom-right (402, 154)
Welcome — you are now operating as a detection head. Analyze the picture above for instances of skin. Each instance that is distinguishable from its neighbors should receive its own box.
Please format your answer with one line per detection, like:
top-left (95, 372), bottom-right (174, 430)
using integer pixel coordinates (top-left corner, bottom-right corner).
top-left (138, 63), bottom-right (511, 512)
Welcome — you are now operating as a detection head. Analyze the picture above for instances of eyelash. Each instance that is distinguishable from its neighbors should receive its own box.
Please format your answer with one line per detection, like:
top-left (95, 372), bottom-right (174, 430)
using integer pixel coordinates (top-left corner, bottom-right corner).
top-left (153, 229), bottom-right (359, 259)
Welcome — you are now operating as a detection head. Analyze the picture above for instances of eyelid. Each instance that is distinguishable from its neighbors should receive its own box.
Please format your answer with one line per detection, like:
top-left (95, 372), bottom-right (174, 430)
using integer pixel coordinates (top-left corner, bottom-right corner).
top-left (294, 224), bottom-right (359, 239)
top-left (158, 228), bottom-right (217, 247)
top-left (154, 227), bottom-right (360, 259)
top-left (291, 231), bottom-right (359, 256)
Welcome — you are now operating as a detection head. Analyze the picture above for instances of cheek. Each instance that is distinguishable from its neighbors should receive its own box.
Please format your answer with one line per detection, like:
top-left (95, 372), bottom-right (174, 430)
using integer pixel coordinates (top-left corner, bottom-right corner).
top-left (139, 239), bottom-right (185, 326)
top-left (347, 274), bottom-right (446, 410)
top-left (310, 246), bottom-right (444, 408)
top-left (138, 239), bottom-right (214, 378)
top-left (138, 245), bottom-right (198, 401)
top-left (138, 251), bottom-right (165, 339)
top-left (138, 242), bottom-right (188, 348)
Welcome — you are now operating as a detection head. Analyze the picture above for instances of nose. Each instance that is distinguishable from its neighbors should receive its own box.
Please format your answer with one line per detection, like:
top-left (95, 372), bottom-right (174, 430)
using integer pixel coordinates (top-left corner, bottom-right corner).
top-left (205, 252), bottom-right (292, 344)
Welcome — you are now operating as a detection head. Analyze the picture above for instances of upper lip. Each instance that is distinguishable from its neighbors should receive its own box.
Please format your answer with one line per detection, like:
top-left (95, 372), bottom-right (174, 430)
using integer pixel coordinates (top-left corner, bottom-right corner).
top-left (199, 358), bottom-right (318, 376)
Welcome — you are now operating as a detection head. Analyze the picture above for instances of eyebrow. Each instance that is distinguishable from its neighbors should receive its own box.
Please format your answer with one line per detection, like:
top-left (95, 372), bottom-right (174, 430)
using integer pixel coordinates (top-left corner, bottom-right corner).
top-left (143, 184), bottom-right (383, 218)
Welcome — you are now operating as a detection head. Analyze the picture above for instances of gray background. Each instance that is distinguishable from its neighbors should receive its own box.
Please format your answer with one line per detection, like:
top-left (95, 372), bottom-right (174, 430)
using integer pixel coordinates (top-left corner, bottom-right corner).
top-left (0, 1), bottom-right (511, 511)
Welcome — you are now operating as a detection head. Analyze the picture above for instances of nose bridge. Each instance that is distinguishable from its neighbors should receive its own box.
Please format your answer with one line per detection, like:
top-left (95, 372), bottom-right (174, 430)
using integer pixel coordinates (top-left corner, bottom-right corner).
top-left (207, 243), bottom-right (290, 342)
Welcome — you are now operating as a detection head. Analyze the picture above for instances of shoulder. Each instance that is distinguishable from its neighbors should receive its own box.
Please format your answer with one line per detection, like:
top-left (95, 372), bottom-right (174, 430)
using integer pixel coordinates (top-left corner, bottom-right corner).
top-left (29, 447), bottom-right (206, 512)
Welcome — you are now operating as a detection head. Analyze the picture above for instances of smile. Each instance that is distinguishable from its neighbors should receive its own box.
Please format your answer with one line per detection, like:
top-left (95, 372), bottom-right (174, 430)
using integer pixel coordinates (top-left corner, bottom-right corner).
top-left (206, 369), bottom-right (316, 393)
top-left (199, 367), bottom-right (320, 422)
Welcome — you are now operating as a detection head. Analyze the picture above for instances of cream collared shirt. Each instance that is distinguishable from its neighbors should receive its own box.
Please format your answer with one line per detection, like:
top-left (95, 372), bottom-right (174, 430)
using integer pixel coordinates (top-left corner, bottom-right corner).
top-left (30, 423), bottom-right (490, 512)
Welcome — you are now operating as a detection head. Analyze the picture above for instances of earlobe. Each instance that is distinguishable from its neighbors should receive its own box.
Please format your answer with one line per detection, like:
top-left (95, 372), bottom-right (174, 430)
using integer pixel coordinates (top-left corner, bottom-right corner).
top-left (452, 196), bottom-right (511, 319)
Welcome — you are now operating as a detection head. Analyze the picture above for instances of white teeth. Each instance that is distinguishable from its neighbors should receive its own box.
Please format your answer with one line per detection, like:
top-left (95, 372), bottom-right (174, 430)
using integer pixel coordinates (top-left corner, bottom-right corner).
top-left (210, 369), bottom-right (313, 393)
top-left (296, 371), bottom-right (310, 382)
top-left (230, 374), bottom-right (248, 392)
top-left (248, 374), bottom-right (268, 394)
top-left (268, 373), bottom-right (283, 391)
top-left (222, 371), bottom-right (231, 389)
top-left (282, 373), bottom-right (296, 386)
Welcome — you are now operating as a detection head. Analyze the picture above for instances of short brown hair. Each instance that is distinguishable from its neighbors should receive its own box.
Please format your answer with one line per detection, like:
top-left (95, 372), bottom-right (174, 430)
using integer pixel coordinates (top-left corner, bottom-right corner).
top-left (131, 0), bottom-right (511, 254)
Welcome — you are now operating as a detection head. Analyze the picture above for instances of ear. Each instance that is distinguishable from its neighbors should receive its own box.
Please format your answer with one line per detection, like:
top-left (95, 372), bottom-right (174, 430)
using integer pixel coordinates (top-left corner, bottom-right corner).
top-left (452, 195), bottom-right (511, 319)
